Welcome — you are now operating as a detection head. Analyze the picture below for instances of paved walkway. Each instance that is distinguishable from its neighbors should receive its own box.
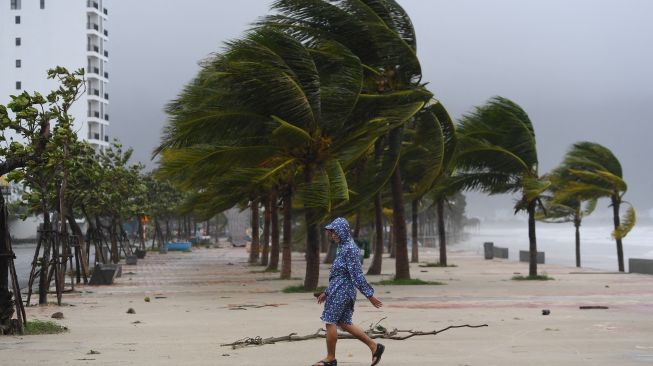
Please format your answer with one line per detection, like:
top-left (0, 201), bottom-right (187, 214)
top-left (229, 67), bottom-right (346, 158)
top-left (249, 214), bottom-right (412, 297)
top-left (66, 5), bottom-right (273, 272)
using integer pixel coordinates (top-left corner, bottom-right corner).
top-left (1, 246), bottom-right (652, 365)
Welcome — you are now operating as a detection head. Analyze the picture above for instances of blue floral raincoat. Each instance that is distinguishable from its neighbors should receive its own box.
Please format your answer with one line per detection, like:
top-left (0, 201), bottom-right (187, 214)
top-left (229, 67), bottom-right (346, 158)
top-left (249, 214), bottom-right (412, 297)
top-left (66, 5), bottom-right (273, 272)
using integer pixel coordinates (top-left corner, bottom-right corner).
top-left (320, 217), bottom-right (374, 325)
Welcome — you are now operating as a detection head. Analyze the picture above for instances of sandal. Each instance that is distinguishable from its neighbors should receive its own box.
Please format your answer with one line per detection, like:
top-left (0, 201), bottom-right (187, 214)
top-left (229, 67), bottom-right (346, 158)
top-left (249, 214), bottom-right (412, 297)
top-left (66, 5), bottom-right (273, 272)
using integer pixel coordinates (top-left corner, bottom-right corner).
top-left (371, 343), bottom-right (385, 365)
top-left (312, 359), bottom-right (337, 366)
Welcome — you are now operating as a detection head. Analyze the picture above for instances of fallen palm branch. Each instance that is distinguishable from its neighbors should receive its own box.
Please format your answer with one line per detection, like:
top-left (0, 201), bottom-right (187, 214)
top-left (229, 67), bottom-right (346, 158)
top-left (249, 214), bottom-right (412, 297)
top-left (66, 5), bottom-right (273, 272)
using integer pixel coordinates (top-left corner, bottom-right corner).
top-left (220, 318), bottom-right (488, 349)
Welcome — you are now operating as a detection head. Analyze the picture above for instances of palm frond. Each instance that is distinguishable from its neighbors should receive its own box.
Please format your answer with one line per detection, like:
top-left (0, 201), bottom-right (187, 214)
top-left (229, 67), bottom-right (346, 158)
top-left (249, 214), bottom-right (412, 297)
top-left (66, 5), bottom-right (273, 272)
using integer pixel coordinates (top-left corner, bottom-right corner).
top-left (612, 205), bottom-right (636, 240)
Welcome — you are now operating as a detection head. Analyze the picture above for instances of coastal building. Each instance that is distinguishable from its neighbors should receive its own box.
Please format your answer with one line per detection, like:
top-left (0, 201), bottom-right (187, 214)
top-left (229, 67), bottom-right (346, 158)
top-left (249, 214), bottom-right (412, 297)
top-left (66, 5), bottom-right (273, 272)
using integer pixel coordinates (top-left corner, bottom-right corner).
top-left (1, 0), bottom-right (111, 150)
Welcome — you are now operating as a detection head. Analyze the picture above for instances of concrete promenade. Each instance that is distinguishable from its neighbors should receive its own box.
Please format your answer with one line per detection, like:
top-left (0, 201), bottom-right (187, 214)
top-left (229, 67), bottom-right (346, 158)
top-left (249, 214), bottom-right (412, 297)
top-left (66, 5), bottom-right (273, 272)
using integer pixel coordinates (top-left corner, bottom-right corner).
top-left (1, 246), bottom-right (652, 365)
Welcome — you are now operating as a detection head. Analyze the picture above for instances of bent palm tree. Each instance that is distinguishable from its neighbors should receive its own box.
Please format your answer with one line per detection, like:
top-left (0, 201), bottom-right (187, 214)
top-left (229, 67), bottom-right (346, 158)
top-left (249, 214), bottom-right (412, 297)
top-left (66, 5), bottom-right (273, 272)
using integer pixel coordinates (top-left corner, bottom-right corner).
top-left (553, 142), bottom-right (635, 272)
top-left (538, 168), bottom-right (597, 268)
top-left (157, 28), bottom-right (428, 290)
top-left (456, 97), bottom-right (549, 277)
top-left (264, 0), bottom-right (427, 280)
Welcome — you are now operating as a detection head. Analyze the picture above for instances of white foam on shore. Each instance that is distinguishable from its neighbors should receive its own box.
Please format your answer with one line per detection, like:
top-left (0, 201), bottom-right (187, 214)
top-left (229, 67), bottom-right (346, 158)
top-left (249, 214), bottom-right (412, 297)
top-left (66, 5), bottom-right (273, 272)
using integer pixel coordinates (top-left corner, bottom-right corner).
top-left (458, 223), bottom-right (653, 271)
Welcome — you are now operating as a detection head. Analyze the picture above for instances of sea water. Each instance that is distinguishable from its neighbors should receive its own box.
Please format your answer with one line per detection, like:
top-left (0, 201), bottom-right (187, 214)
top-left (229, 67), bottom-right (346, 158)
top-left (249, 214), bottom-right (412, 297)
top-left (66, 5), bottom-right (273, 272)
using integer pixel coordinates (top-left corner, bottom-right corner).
top-left (458, 223), bottom-right (653, 272)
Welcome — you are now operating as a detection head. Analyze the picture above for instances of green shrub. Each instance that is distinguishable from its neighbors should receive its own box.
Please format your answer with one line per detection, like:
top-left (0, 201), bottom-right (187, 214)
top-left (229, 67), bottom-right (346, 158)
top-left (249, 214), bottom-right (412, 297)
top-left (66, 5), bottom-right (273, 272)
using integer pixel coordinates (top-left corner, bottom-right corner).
top-left (24, 320), bottom-right (68, 335)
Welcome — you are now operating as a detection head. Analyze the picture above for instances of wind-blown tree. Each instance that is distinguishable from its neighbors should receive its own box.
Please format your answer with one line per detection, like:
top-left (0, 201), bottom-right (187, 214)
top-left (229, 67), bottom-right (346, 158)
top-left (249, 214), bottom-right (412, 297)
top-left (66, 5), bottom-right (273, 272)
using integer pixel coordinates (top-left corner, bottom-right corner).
top-left (401, 101), bottom-right (456, 264)
top-left (264, 0), bottom-right (429, 280)
top-left (456, 97), bottom-right (549, 277)
top-left (157, 28), bottom-right (428, 290)
top-left (538, 165), bottom-right (598, 268)
top-left (3, 67), bottom-right (86, 307)
top-left (552, 142), bottom-right (635, 272)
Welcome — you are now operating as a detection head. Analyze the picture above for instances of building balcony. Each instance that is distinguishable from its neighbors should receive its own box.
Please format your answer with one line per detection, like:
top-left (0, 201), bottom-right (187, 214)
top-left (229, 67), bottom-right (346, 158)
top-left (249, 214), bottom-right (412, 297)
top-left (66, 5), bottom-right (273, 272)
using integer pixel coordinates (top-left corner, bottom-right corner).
top-left (87, 116), bottom-right (109, 126)
top-left (87, 1), bottom-right (107, 19)
top-left (87, 49), bottom-right (108, 61)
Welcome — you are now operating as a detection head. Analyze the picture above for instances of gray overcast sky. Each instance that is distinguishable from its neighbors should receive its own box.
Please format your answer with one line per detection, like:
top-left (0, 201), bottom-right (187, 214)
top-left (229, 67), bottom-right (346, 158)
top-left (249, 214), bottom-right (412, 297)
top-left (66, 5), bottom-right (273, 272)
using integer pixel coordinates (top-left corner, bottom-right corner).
top-left (108, 0), bottom-right (653, 219)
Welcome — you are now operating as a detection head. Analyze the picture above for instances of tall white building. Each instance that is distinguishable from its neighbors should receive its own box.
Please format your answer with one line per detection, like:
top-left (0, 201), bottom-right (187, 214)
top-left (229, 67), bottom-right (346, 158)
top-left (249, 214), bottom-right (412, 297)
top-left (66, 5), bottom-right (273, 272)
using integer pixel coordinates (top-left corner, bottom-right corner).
top-left (1, 0), bottom-right (110, 150)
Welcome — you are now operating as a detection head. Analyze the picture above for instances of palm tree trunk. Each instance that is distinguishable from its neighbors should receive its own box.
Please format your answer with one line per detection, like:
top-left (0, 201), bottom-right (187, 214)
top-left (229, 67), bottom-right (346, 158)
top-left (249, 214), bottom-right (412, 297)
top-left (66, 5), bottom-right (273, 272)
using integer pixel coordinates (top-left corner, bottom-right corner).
top-left (249, 198), bottom-right (260, 264)
top-left (411, 199), bottom-right (419, 263)
top-left (527, 200), bottom-right (538, 277)
top-left (261, 196), bottom-right (271, 267)
top-left (367, 192), bottom-right (384, 275)
top-left (267, 189), bottom-right (280, 271)
top-left (437, 198), bottom-right (447, 266)
top-left (280, 188), bottom-right (292, 279)
top-left (611, 195), bottom-right (625, 272)
top-left (389, 221), bottom-right (395, 258)
top-left (320, 227), bottom-right (328, 254)
top-left (303, 167), bottom-right (320, 291)
top-left (354, 212), bottom-right (361, 239)
top-left (389, 128), bottom-right (410, 280)
top-left (574, 213), bottom-right (581, 268)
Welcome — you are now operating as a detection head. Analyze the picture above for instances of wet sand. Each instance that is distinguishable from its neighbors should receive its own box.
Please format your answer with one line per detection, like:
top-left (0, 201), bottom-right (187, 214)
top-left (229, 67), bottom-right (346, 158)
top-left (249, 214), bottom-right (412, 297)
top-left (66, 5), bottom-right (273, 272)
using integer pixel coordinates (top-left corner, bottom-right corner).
top-left (1, 246), bottom-right (652, 365)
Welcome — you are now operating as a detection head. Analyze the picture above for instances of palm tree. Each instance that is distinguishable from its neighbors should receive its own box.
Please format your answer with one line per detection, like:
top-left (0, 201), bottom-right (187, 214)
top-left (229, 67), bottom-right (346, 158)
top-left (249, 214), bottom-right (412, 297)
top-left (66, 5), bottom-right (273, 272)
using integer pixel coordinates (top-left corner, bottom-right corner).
top-left (401, 101), bottom-right (457, 264)
top-left (157, 28), bottom-right (427, 290)
top-left (552, 142), bottom-right (636, 272)
top-left (456, 97), bottom-right (549, 277)
top-left (264, 0), bottom-right (428, 280)
top-left (538, 163), bottom-right (599, 268)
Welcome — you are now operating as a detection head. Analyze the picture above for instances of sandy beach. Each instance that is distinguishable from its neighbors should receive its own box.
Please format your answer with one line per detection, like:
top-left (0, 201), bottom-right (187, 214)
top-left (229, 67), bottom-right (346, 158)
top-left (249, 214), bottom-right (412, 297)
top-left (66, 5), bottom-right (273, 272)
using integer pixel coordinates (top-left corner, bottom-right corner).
top-left (1, 246), bottom-right (652, 365)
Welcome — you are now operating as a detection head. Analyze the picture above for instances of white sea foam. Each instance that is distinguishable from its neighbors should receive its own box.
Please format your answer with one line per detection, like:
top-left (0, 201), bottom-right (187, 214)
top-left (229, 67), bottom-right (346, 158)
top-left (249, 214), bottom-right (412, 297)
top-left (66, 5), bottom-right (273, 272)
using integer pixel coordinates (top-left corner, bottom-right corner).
top-left (458, 223), bottom-right (653, 272)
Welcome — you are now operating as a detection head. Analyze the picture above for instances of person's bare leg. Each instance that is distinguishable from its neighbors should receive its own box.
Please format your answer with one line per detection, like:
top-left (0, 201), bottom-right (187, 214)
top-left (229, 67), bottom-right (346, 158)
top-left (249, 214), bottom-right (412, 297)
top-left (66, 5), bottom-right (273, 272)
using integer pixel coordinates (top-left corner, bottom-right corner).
top-left (338, 321), bottom-right (377, 353)
top-left (313, 323), bottom-right (338, 365)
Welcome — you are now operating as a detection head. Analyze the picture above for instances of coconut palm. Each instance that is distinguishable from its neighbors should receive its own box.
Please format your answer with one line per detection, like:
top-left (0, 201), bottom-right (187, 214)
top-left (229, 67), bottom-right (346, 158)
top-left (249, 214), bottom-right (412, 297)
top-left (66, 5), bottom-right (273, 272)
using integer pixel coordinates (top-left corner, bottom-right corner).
top-left (157, 28), bottom-right (428, 290)
top-left (401, 101), bottom-right (456, 263)
top-left (538, 189), bottom-right (597, 267)
top-left (552, 142), bottom-right (635, 272)
top-left (456, 97), bottom-right (549, 277)
top-left (263, 0), bottom-right (427, 280)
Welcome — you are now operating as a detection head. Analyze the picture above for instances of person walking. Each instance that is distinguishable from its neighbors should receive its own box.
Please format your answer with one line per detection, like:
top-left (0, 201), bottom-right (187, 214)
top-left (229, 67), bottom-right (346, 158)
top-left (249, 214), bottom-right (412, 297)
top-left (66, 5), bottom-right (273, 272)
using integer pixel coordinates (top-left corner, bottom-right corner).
top-left (312, 217), bottom-right (385, 366)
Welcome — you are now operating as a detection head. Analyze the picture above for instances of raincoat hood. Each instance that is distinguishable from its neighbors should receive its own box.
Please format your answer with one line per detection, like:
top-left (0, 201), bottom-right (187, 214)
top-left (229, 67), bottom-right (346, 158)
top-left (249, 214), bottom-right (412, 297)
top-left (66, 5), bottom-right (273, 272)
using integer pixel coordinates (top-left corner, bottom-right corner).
top-left (325, 217), bottom-right (354, 245)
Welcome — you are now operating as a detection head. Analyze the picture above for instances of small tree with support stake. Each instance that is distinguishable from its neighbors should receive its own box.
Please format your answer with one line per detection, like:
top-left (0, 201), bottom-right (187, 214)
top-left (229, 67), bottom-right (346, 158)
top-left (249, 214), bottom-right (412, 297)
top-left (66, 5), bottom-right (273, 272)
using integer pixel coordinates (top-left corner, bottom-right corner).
top-left (0, 67), bottom-right (85, 332)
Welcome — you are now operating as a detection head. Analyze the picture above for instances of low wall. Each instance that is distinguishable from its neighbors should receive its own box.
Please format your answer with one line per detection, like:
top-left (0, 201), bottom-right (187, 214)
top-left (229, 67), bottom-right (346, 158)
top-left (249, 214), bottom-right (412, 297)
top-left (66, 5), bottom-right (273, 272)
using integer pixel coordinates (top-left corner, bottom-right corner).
top-left (493, 246), bottom-right (509, 259)
top-left (483, 242), bottom-right (494, 259)
top-left (629, 258), bottom-right (653, 275)
top-left (519, 250), bottom-right (545, 264)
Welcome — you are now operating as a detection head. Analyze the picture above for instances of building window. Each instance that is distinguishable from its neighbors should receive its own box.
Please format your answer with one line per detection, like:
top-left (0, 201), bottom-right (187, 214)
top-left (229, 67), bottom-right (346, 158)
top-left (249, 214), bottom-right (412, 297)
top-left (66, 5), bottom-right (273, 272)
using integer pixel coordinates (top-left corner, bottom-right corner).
top-left (15, 59), bottom-right (21, 68)
top-left (15, 15), bottom-right (20, 24)
top-left (15, 37), bottom-right (21, 46)
top-left (16, 81), bottom-right (22, 90)
top-left (40, 0), bottom-right (45, 9)
top-left (10, 0), bottom-right (21, 10)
